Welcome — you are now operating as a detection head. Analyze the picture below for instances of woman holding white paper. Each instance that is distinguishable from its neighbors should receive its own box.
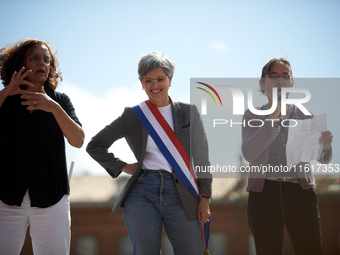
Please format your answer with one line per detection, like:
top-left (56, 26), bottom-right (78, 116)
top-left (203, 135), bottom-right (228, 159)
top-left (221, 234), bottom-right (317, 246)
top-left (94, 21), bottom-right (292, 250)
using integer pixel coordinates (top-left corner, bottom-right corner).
top-left (241, 58), bottom-right (333, 255)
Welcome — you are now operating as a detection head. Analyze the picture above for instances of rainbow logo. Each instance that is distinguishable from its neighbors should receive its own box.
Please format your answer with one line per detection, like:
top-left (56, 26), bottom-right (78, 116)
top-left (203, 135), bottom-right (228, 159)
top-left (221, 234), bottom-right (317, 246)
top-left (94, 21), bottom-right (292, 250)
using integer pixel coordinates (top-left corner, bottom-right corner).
top-left (196, 82), bottom-right (223, 106)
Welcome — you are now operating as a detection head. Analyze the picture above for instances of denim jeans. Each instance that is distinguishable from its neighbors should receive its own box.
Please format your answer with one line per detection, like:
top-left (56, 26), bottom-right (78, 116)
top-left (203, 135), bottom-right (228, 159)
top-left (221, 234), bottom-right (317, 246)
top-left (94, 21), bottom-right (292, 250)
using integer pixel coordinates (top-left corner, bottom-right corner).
top-left (123, 170), bottom-right (203, 255)
top-left (247, 180), bottom-right (323, 255)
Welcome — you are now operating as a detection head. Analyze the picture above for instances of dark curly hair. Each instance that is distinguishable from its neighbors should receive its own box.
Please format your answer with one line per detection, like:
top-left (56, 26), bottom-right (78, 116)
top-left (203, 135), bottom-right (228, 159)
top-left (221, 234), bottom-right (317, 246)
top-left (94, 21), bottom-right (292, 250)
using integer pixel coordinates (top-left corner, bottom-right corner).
top-left (0, 38), bottom-right (62, 90)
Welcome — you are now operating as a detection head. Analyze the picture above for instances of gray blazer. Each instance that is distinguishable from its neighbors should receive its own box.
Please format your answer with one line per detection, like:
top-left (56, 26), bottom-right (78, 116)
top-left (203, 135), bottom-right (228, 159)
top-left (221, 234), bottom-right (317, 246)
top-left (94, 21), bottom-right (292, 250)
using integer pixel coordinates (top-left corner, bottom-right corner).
top-left (242, 105), bottom-right (333, 192)
top-left (86, 100), bottom-right (212, 220)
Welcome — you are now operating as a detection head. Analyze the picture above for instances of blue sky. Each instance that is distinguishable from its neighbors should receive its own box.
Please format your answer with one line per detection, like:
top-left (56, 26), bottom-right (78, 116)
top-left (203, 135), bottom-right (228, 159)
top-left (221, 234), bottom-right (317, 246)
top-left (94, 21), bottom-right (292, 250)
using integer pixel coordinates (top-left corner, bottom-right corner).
top-left (1, 0), bottom-right (339, 176)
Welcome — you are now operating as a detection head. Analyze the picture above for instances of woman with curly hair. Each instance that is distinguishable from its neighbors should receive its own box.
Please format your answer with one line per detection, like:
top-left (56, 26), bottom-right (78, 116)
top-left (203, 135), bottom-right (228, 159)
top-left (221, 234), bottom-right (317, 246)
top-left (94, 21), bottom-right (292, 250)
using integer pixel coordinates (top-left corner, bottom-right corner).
top-left (0, 38), bottom-right (84, 255)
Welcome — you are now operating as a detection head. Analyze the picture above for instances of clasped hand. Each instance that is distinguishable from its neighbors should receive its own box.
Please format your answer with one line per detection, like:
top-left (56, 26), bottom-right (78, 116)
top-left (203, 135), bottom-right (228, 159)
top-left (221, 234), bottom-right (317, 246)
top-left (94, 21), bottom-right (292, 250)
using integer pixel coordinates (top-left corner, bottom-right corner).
top-left (6, 67), bottom-right (56, 113)
top-left (6, 67), bottom-right (33, 96)
top-left (21, 86), bottom-right (56, 113)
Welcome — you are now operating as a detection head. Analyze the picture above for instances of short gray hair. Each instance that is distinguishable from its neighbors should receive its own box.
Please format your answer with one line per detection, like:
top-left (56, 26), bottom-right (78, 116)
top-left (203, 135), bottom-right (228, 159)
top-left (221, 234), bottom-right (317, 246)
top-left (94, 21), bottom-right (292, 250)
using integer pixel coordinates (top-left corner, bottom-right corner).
top-left (138, 51), bottom-right (175, 81)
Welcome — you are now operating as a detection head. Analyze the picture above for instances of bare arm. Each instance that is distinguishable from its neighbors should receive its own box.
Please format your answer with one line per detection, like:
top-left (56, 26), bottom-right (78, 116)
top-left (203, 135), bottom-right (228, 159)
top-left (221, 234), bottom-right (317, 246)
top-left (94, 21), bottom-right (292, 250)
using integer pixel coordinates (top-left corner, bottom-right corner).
top-left (0, 87), bottom-right (9, 108)
top-left (50, 100), bottom-right (85, 148)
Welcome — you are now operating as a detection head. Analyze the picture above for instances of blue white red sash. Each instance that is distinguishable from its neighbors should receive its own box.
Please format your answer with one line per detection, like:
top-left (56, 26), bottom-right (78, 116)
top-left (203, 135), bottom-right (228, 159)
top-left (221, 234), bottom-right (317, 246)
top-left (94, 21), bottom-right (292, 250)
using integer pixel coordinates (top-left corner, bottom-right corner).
top-left (132, 100), bottom-right (199, 198)
top-left (133, 100), bottom-right (211, 252)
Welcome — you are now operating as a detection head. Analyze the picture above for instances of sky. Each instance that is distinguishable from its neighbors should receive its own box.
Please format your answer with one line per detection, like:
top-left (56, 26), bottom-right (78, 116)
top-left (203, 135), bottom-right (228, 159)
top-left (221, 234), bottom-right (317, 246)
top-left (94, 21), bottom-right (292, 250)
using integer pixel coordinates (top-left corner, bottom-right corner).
top-left (1, 0), bottom-right (339, 176)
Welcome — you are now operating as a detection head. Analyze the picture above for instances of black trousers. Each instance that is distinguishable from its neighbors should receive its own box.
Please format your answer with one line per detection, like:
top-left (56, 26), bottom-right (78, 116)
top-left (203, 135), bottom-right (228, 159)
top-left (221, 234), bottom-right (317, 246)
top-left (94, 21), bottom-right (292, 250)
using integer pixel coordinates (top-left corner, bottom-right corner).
top-left (247, 180), bottom-right (323, 255)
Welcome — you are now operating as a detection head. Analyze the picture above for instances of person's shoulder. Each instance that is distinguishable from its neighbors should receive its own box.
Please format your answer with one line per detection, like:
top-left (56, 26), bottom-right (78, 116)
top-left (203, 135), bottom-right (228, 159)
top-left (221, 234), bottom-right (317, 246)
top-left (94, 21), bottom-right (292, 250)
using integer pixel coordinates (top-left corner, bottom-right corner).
top-left (243, 108), bottom-right (256, 119)
top-left (121, 106), bottom-right (139, 120)
top-left (172, 101), bottom-right (194, 111)
top-left (123, 106), bottom-right (135, 113)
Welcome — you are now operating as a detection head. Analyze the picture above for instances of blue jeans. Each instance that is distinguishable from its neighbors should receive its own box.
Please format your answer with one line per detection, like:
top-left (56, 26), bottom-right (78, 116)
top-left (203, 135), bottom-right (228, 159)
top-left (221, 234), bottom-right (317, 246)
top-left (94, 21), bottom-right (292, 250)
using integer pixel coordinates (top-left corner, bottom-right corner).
top-left (123, 170), bottom-right (203, 255)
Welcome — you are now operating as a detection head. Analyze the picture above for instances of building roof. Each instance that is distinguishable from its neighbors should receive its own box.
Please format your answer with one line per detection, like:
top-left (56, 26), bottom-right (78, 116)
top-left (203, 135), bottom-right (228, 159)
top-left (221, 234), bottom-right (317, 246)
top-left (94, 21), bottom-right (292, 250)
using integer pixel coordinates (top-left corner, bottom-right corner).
top-left (70, 174), bottom-right (118, 206)
top-left (69, 174), bottom-right (340, 206)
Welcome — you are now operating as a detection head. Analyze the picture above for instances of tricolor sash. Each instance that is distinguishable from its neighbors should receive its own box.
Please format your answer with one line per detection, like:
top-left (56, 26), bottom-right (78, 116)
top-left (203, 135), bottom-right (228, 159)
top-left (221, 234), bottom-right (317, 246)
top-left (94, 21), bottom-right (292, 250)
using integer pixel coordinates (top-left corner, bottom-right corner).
top-left (133, 100), bottom-right (211, 253)
top-left (132, 100), bottom-right (199, 198)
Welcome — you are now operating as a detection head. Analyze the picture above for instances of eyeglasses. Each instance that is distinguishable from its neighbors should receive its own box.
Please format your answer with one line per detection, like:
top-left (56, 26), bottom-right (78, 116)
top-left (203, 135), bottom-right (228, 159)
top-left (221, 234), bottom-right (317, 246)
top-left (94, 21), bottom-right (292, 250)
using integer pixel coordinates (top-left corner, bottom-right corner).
top-left (266, 73), bottom-right (292, 83)
top-left (26, 53), bottom-right (51, 65)
top-left (142, 76), bottom-right (168, 85)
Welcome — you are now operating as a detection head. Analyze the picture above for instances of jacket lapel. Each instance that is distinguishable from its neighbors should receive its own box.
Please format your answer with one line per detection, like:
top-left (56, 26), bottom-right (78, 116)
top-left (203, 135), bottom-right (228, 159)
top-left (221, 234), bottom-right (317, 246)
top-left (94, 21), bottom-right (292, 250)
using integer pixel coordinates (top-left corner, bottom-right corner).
top-left (172, 101), bottom-right (182, 137)
top-left (140, 123), bottom-right (148, 161)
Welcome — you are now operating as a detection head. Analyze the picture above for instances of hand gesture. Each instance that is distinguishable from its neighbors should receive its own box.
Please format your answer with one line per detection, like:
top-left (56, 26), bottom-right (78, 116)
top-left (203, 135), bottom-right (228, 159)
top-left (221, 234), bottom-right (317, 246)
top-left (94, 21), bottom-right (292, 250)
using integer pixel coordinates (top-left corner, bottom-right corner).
top-left (6, 67), bottom-right (34, 96)
top-left (21, 86), bottom-right (57, 113)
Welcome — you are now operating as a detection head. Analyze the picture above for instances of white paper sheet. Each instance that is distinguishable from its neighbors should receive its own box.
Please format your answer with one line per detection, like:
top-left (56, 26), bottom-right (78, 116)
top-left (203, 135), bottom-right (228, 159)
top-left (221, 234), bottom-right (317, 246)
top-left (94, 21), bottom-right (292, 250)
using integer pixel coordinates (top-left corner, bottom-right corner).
top-left (286, 113), bottom-right (327, 169)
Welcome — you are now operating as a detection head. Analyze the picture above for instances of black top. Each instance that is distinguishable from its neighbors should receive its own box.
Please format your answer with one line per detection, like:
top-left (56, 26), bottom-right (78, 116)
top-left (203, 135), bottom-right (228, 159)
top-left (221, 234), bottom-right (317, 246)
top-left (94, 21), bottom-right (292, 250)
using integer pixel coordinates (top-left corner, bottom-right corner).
top-left (0, 88), bottom-right (81, 208)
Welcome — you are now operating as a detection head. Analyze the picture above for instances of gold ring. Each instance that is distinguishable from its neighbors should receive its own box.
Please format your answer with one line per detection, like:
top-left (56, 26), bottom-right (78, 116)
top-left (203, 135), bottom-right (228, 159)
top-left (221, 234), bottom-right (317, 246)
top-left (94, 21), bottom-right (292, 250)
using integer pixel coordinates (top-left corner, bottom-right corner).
top-left (34, 101), bottom-right (37, 106)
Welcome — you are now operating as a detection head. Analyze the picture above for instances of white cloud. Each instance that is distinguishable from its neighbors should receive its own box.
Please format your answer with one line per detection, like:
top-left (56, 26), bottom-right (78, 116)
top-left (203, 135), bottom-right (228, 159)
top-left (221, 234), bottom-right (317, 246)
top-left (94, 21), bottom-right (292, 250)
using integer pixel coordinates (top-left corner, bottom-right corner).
top-left (61, 81), bottom-right (147, 176)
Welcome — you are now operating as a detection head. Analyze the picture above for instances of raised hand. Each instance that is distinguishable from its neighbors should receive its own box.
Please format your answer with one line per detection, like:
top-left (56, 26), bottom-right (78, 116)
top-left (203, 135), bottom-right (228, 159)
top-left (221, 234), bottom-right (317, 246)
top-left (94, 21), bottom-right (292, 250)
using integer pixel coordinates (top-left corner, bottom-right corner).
top-left (319, 130), bottom-right (333, 151)
top-left (6, 67), bottom-right (34, 96)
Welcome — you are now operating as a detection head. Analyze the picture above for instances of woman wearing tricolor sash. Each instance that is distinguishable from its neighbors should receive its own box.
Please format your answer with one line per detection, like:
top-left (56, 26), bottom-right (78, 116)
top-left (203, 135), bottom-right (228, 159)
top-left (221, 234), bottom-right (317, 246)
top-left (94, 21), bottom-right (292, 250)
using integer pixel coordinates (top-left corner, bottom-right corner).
top-left (87, 52), bottom-right (212, 255)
